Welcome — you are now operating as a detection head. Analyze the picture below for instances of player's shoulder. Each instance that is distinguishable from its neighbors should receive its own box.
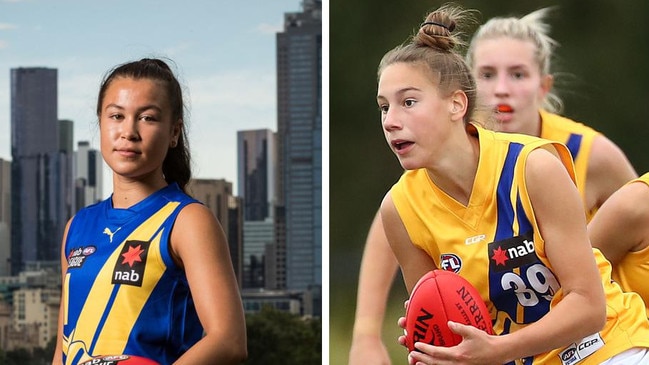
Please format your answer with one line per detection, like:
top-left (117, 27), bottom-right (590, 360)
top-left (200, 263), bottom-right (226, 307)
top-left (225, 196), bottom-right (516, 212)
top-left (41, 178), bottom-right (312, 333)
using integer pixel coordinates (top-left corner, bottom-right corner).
top-left (611, 177), bottom-right (649, 214)
top-left (540, 110), bottom-right (599, 135)
top-left (176, 202), bottom-right (215, 225)
top-left (588, 133), bottom-right (634, 175)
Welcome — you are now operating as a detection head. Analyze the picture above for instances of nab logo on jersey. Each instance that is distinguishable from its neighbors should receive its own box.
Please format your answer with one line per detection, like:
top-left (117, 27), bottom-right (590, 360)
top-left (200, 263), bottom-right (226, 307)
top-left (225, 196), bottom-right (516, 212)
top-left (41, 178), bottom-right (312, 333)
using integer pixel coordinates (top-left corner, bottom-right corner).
top-left (488, 231), bottom-right (538, 272)
top-left (112, 240), bottom-right (151, 287)
top-left (439, 254), bottom-right (462, 273)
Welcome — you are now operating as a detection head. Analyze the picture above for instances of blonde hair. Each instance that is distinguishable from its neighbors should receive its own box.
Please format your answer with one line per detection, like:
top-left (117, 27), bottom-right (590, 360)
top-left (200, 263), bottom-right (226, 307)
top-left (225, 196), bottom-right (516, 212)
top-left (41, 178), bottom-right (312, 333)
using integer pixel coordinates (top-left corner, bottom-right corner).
top-left (465, 7), bottom-right (563, 113)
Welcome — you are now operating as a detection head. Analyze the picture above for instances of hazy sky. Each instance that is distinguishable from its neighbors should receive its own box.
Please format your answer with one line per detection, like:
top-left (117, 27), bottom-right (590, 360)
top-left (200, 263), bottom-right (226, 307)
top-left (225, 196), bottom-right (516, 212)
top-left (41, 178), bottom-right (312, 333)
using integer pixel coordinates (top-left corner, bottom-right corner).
top-left (0, 0), bottom-right (302, 198)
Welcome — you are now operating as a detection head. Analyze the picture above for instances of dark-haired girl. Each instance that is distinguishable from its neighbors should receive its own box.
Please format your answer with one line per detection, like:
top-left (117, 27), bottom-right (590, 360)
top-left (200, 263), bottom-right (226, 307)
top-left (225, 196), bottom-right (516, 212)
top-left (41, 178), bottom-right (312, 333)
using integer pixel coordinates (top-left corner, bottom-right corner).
top-left (52, 58), bottom-right (247, 365)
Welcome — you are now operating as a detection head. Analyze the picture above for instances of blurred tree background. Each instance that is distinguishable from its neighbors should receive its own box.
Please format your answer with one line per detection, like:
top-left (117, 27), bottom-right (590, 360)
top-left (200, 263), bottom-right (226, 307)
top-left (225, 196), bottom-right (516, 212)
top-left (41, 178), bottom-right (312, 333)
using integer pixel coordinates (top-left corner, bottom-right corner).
top-left (329, 0), bottom-right (649, 364)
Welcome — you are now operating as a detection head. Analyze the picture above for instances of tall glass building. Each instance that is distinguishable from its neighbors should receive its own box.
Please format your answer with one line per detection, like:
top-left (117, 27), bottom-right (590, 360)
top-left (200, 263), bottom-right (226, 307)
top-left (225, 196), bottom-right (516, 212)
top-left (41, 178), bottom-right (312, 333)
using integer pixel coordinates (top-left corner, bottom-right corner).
top-left (0, 158), bottom-right (11, 276)
top-left (237, 129), bottom-right (276, 222)
top-left (276, 0), bottom-right (322, 292)
top-left (74, 141), bottom-right (104, 211)
top-left (10, 67), bottom-right (66, 274)
top-left (237, 129), bottom-right (277, 289)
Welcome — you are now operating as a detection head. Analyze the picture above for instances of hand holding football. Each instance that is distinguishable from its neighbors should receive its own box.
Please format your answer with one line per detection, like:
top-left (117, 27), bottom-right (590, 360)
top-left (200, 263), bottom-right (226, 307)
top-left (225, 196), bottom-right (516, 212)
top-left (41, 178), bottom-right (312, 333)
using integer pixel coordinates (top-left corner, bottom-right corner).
top-left (404, 270), bottom-right (493, 351)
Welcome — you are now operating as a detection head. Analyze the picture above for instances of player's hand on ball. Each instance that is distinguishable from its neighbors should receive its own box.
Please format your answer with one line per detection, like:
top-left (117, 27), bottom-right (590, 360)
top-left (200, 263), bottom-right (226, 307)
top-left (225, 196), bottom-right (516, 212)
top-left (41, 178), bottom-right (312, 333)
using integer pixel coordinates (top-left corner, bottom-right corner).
top-left (407, 321), bottom-right (503, 365)
top-left (404, 270), bottom-right (493, 351)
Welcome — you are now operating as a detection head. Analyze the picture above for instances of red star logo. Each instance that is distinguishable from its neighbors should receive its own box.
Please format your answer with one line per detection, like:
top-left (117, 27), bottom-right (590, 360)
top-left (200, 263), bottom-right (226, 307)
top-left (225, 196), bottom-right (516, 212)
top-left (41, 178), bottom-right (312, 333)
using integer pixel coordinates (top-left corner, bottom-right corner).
top-left (491, 246), bottom-right (509, 266)
top-left (121, 244), bottom-right (145, 267)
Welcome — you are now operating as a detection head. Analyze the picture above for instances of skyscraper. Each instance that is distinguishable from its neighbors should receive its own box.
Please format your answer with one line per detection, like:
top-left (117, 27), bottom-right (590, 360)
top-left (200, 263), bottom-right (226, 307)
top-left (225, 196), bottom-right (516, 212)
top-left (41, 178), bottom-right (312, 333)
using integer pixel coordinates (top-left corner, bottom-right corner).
top-left (237, 129), bottom-right (277, 288)
top-left (0, 158), bottom-right (11, 276)
top-left (59, 119), bottom-right (74, 154)
top-left (74, 141), bottom-right (103, 211)
top-left (276, 0), bottom-right (322, 292)
top-left (59, 119), bottom-right (75, 221)
top-left (237, 129), bottom-right (277, 221)
top-left (10, 67), bottom-right (65, 274)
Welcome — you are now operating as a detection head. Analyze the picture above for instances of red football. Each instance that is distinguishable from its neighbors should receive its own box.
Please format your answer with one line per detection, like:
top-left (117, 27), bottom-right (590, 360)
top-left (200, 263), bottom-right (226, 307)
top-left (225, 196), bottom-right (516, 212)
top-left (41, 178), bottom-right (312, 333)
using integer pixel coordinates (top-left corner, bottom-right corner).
top-left (79, 354), bottom-right (160, 365)
top-left (405, 270), bottom-right (493, 351)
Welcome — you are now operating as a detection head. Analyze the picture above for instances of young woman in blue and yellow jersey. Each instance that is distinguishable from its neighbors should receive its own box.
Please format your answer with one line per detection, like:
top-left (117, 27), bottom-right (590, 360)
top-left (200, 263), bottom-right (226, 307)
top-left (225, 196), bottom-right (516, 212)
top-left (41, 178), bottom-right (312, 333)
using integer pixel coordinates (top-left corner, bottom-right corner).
top-left (349, 8), bottom-right (638, 365)
top-left (588, 173), bottom-right (649, 318)
top-left (375, 4), bottom-right (649, 365)
top-left (52, 59), bottom-right (247, 365)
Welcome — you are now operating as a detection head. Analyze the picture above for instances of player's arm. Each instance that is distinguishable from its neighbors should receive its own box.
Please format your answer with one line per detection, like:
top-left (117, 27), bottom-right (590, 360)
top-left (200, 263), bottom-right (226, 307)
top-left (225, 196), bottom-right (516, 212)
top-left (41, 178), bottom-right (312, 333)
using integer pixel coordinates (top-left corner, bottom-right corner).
top-left (498, 148), bottom-right (606, 361)
top-left (588, 180), bottom-right (649, 264)
top-left (587, 134), bottom-right (637, 210)
top-left (171, 203), bottom-right (247, 365)
top-left (380, 193), bottom-right (436, 293)
top-left (52, 218), bottom-right (73, 365)
top-left (349, 211), bottom-right (399, 365)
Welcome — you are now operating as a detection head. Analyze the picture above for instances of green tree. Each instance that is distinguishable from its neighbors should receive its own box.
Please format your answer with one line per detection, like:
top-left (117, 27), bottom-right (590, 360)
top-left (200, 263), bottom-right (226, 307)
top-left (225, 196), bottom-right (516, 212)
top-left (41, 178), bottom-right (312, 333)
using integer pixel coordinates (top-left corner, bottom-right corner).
top-left (5, 348), bottom-right (31, 365)
top-left (1, 336), bottom-right (56, 365)
top-left (245, 306), bottom-right (321, 365)
top-left (33, 336), bottom-right (57, 364)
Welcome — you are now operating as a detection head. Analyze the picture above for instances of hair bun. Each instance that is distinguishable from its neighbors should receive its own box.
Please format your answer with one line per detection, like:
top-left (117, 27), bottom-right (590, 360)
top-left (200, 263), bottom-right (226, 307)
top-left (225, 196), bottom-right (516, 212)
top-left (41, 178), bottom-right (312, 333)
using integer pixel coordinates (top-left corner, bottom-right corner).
top-left (421, 21), bottom-right (455, 32)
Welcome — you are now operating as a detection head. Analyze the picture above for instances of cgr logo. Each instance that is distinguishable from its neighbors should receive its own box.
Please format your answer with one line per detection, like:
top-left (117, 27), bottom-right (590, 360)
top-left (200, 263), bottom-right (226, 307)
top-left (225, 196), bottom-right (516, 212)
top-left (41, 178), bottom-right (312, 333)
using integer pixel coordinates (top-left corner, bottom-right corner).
top-left (112, 240), bottom-right (150, 287)
top-left (465, 234), bottom-right (486, 245)
top-left (440, 254), bottom-right (462, 273)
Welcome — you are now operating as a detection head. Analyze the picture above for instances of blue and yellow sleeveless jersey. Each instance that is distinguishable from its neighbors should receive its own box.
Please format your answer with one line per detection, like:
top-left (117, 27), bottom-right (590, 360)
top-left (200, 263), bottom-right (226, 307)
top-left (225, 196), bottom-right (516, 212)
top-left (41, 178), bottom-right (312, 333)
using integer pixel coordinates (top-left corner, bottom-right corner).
top-left (390, 124), bottom-right (649, 365)
top-left (539, 110), bottom-right (600, 220)
top-left (61, 183), bottom-right (202, 365)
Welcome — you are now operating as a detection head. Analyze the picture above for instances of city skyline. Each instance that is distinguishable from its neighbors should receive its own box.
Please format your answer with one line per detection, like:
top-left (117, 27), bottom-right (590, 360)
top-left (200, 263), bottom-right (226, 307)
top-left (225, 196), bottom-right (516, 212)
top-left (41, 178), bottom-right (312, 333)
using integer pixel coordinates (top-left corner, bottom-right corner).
top-left (1, 3), bottom-right (323, 353)
top-left (0, 0), bottom-right (301, 198)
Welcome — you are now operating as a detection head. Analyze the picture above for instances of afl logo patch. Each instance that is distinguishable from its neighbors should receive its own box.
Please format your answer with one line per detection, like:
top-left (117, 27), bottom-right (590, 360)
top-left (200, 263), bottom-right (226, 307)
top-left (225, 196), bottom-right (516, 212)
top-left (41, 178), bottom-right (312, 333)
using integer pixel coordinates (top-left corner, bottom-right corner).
top-left (561, 347), bottom-right (576, 362)
top-left (440, 253), bottom-right (462, 273)
top-left (67, 246), bottom-right (97, 269)
top-left (82, 246), bottom-right (96, 255)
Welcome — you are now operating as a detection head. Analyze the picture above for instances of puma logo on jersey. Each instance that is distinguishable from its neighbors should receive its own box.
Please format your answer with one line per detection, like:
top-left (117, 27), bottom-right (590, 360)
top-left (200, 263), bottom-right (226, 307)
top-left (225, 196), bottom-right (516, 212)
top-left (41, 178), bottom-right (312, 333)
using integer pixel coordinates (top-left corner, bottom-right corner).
top-left (112, 240), bottom-right (150, 287)
top-left (103, 227), bottom-right (121, 243)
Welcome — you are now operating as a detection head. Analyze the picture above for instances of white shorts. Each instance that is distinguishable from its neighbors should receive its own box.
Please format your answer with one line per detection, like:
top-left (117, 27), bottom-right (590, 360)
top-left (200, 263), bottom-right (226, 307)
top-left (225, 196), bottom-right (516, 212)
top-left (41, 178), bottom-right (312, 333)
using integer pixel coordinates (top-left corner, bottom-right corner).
top-left (599, 347), bottom-right (649, 364)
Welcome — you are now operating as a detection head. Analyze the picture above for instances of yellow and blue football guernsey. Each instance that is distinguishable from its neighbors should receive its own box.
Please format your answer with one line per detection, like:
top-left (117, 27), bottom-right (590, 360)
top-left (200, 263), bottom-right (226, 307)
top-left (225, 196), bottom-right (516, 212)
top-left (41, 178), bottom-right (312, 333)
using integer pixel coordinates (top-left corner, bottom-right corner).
top-left (390, 124), bottom-right (649, 365)
top-left (61, 183), bottom-right (202, 365)
top-left (609, 172), bottom-right (649, 317)
top-left (539, 110), bottom-right (599, 221)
